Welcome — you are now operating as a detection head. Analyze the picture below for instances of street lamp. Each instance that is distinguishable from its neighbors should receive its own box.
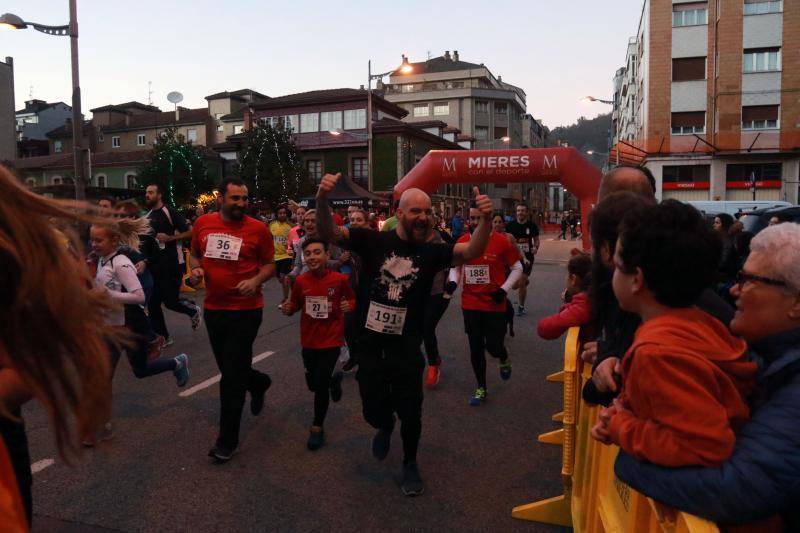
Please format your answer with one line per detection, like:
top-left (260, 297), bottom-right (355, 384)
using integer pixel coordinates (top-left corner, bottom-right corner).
top-left (367, 55), bottom-right (412, 191)
top-left (581, 96), bottom-right (614, 105)
top-left (586, 150), bottom-right (609, 156)
top-left (1, 5), bottom-right (86, 201)
top-left (329, 128), bottom-right (367, 139)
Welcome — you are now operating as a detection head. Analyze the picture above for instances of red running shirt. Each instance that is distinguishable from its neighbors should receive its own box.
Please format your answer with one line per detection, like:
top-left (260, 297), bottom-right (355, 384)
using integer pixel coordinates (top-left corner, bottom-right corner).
top-left (288, 270), bottom-right (356, 349)
top-left (457, 231), bottom-right (520, 313)
top-left (191, 212), bottom-right (275, 310)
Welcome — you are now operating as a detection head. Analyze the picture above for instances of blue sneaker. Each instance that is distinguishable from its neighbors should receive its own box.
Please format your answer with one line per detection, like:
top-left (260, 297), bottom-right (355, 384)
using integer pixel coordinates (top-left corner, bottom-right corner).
top-left (174, 354), bottom-right (189, 387)
top-left (516, 305), bottom-right (526, 317)
top-left (499, 360), bottom-right (512, 381)
top-left (469, 387), bottom-right (487, 406)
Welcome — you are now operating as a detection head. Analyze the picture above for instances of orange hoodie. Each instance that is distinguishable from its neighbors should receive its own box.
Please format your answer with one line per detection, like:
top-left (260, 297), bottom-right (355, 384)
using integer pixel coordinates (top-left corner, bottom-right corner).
top-left (607, 307), bottom-right (756, 467)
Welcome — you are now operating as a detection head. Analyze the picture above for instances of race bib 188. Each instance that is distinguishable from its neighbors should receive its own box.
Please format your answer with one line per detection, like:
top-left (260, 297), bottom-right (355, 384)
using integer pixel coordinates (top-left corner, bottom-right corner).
top-left (465, 264), bottom-right (490, 285)
top-left (204, 233), bottom-right (243, 261)
top-left (305, 296), bottom-right (329, 319)
top-left (365, 301), bottom-right (407, 335)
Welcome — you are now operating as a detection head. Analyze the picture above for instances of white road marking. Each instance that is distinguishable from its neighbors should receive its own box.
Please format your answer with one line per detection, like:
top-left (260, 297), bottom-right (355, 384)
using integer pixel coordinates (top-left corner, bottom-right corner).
top-left (178, 351), bottom-right (275, 397)
top-left (31, 458), bottom-right (55, 474)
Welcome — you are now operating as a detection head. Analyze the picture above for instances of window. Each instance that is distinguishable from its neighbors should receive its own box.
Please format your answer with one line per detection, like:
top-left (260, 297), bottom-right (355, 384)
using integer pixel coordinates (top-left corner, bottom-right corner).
top-left (217, 123), bottom-right (224, 132)
top-left (307, 160), bottom-right (322, 183)
top-left (475, 126), bottom-right (489, 140)
top-left (672, 57), bottom-right (706, 81)
top-left (671, 111), bottom-right (706, 134)
top-left (54, 140), bottom-right (63, 153)
top-left (344, 109), bottom-right (366, 129)
top-left (413, 104), bottom-right (430, 117)
top-left (742, 105), bottom-right (779, 130)
top-left (320, 111), bottom-right (343, 132)
top-left (98, 131), bottom-right (104, 142)
top-left (52, 177), bottom-right (62, 185)
top-left (186, 129), bottom-right (197, 143)
top-left (744, 0), bottom-right (782, 15)
top-left (233, 125), bottom-right (244, 135)
top-left (401, 84), bottom-right (415, 93)
top-left (495, 103), bottom-right (507, 115)
top-left (285, 115), bottom-right (298, 132)
top-left (300, 113), bottom-right (319, 133)
top-left (215, 113), bottom-right (224, 132)
top-left (137, 134), bottom-right (146, 146)
top-left (494, 127), bottom-right (508, 140)
top-left (445, 81), bottom-right (464, 89)
top-left (475, 101), bottom-right (489, 113)
top-left (673, 2), bottom-right (708, 26)
top-left (726, 163), bottom-right (781, 182)
top-left (352, 158), bottom-right (368, 183)
top-left (112, 136), bottom-right (121, 148)
top-left (743, 48), bottom-right (781, 73)
top-left (96, 175), bottom-right (106, 188)
top-left (663, 165), bottom-right (710, 183)
top-left (433, 102), bottom-right (450, 116)
top-left (25, 177), bottom-right (36, 187)
top-left (126, 174), bottom-right (137, 189)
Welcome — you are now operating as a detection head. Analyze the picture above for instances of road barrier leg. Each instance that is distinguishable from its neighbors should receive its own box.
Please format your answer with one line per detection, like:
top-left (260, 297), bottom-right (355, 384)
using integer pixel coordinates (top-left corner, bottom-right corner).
top-left (512, 491), bottom-right (573, 527)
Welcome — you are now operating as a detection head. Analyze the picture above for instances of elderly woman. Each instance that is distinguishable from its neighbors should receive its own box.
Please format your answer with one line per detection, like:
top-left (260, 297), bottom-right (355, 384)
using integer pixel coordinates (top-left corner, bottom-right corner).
top-left (615, 223), bottom-right (800, 530)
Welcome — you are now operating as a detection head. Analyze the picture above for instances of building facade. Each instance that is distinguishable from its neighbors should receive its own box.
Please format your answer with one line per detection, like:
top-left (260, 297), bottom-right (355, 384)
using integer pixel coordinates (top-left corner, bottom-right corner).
top-left (15, 99), bottom-right (72, 142)
top-left (0, 57), bottom-right (15, 163)
top-left (611, 0), bottom-right (800, 204)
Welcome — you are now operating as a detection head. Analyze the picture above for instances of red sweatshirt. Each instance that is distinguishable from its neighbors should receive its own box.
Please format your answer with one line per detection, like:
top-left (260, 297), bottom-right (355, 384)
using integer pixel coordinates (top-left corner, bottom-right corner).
top-left (607, 307), bottom-right (756, 467)
top-left (288, 269), bottom-right (356, 349)
top-left (537, 291), bottom-right (592, 340)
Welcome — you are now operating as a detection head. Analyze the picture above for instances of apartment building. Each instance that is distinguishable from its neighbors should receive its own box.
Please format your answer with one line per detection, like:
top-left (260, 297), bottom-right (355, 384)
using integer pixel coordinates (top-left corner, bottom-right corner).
top-left (611, 0), bottom-right (800, 203)
top-left (206, 89), bottom-right (270, 146)
top-left (0, 57), bottom-right (15, 163)
top-left (15, 99), bottom-right (72, 141)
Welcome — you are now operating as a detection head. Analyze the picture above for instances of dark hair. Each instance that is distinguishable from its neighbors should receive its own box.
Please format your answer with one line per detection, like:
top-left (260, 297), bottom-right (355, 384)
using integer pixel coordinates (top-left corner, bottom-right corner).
top-left (97, 196), bottom-right (116, 207)
top-left (302, 236), bottom-right (329, 251)
top-left (515, 202), bottom-right (529, 210)
top-left (492, 211), bottom-right (505, 220)
top-left (715, 213), bottom-right (734, 232)
top-left (218, 177), bottom-right (246, 197)
top-left (145, 183), bottom-right (162, 194)
top-left (568, 253), bottom-right (592, 291)
top-left (617, 199), bottom-right (721, 307)
top-left (734, 231), bottom-right (754, 257)
top-left (275, 204), bottom-right (290, 215)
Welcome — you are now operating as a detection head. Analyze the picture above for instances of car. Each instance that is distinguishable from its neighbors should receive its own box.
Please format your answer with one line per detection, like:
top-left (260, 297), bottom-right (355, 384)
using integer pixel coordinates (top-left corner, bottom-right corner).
top-left (686, 200), bottom-right (792, 216)
top-left (740, 206), bottom-right (800, 234)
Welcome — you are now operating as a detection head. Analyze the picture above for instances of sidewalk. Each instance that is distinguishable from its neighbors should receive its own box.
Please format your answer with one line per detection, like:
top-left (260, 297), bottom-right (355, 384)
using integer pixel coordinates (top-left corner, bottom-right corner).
top-left (536, 231), bottom-right (586, 264)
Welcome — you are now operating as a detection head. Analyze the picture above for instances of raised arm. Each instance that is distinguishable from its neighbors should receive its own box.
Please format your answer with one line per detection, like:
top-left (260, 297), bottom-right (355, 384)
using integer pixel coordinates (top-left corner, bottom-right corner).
top-left (452, 187), bottom-right (493, 266)
top-left (315, 173), bottom-right (349, 244)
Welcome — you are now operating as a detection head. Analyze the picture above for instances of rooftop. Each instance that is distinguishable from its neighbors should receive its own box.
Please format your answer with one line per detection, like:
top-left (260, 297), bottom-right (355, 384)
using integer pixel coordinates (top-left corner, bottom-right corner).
top-left (250, 88), bottom-right (407, 118)
top-left (205, 88), bottom-right (270, 101)
top-left (16, 99), bottom-right (69, 115)
top-left (89, 101), bottom-right (161, 114)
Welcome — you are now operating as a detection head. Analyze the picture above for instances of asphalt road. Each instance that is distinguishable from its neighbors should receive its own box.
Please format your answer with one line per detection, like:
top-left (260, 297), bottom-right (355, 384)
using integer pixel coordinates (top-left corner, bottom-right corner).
top-left (25, 236), bottom-right (575, 533)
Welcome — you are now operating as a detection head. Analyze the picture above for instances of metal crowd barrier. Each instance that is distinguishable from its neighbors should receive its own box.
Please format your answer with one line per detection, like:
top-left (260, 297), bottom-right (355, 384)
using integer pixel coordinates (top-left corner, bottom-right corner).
top-left (512, 327), bottom-right (719, 533)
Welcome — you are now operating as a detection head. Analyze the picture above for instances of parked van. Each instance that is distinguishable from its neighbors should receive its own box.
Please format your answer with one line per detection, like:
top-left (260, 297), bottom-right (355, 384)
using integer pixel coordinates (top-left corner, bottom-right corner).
top-left (686, 200), bottom-right (792, 216)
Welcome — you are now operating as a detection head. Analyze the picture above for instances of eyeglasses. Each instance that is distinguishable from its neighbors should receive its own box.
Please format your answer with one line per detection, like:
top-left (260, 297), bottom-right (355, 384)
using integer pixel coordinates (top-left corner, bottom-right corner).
top-left (736, 270), bottom-right (788, 291)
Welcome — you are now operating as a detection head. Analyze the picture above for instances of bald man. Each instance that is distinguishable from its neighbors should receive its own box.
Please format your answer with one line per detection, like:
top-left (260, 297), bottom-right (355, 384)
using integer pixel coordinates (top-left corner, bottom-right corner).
top-left (598, 165), bottom-right (656, 201)
top-left (316, 173), bottom-right (493, 496)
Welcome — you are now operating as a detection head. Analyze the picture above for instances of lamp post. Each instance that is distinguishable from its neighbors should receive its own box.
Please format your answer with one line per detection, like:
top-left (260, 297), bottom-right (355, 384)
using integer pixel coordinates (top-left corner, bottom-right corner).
top-left (1, 3), bottom-right (86, 201)
top-left (580, 95), bottom-right (614, 105)
top-left (367, 56), bottom-right (412, 192)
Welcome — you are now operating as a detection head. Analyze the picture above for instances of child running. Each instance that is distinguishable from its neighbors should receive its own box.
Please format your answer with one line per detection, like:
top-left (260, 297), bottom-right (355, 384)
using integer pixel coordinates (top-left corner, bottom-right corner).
top-left (537, 252), bottom-right (593, 342)
top-left (281, 237), bottom-right (356, 450)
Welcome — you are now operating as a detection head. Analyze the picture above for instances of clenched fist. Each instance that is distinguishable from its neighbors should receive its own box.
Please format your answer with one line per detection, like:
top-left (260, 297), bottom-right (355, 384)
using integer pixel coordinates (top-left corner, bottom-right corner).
top-left (316, 173), bottom-right (342, 200)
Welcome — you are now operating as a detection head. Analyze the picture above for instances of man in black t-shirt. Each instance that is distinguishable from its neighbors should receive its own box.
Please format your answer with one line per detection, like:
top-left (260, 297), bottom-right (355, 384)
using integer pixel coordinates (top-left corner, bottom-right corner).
top-left (316, 173), bottom-right (493, 497)
top-left (145, 183), bottom-right (201, 345)
top-left (505, 203), bottom-right (540, 316)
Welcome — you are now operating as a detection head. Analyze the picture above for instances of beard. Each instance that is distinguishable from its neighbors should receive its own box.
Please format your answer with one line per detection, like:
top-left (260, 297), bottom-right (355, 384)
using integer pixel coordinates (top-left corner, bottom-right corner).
top-left (401, 217), bottom-right (430, 243)
top-left (225, 205), bottom-right (245, 221)
top-left (145, 197), bottom-right (157, 208)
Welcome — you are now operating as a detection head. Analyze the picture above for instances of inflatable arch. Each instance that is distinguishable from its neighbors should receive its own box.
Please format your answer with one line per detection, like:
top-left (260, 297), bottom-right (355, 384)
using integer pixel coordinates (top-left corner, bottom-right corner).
top-left (394, 147), bottom-right (601, 249)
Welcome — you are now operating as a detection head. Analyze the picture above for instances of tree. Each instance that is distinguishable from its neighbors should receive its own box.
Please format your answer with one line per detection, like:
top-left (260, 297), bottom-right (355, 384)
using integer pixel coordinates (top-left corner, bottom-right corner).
top-left (236, 122), bottom-right (313, 203)
top-left (136, 127), bottom-right (212, 207)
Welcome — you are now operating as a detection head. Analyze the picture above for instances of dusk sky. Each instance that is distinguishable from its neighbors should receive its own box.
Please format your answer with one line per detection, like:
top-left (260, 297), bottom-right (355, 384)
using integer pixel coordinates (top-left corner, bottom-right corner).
top-left (3, 0), bottom-right (644, 128)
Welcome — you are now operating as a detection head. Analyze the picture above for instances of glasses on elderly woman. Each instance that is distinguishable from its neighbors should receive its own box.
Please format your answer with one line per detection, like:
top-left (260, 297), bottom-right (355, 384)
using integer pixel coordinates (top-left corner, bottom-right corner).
top-left (736, 270), bottom-right (788, 291)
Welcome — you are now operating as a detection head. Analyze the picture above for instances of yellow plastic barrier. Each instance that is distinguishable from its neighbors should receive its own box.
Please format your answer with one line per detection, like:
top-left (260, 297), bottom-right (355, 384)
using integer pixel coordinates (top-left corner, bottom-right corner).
top-left (513, 328), bottom-right (720, 533)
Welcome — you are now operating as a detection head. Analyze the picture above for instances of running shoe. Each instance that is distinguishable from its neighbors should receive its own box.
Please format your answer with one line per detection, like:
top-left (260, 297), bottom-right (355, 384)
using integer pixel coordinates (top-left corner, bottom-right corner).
top-left (162, 337), bottom-right (174, 348)
top-left (500, 360), bottom-right (512, 381)
top-left (82, 423), bottom-right (113, 447)
top-left (208, 442), bottom-right (238, 463)
top-left (330, 371), bottom-right (344, 403)
top-left (307, 426), bottom-right (325, 451)
top-left (342, 358), bottom-right (358, 373)
top-left (173, 354), bottom-right (189, 387)
top-left (190, 304), bottom-right (203, 330)
top-left (516, 304), bottom-right (527, 317)
top-left (372, 425), bottom-right (393, 461)
top-left (469, 387), bottom-right (487, 406)
top-left (401, 462), bottom-right (425, 496)
top-left (425, 363), bottom-right (441, 389)
top-left (250, 375), bottom-right (272, 416)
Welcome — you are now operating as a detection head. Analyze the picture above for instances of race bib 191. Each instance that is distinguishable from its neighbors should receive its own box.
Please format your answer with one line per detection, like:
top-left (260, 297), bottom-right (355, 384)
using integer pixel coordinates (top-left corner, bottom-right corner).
top-left (465, 264), bottom-right (490, 285)
top-left (365, 301), bottom-right (407, 335)
top-left (204, 233), bottom-right (243, 261)
top-left (305, 296), bottom-right (329, 319)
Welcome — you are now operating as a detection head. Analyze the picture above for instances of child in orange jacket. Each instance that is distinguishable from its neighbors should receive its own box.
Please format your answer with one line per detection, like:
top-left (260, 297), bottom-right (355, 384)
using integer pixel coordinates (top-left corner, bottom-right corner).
top-left (591, 200), bottom-right (756, 467)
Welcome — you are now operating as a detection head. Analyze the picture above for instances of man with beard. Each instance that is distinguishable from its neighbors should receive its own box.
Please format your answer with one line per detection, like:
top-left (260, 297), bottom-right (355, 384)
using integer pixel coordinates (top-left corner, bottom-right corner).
top-left (315, 172), bottom-right (493, 496)
top-left (189, 178), bottom-right (276, 462)
top-left (505, 203), bottom-right (540, 316)
top-left (144, 183), bottom-right (201, 346)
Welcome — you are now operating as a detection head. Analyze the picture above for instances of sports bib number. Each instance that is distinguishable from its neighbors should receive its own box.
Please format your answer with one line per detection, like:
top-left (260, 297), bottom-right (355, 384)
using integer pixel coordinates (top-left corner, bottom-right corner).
top-left (518, 242), bottom-right (530, 253)
top-left (205, 233), bottom-right (242, 261)
top-left (305, 296), bottom-right (329, 319)
top-left (365, 301), bottom-right (407, 335)
top-left (465, 264), bottom-right (490, 285)
top-left (275, 235), bottom-right (287, 247)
